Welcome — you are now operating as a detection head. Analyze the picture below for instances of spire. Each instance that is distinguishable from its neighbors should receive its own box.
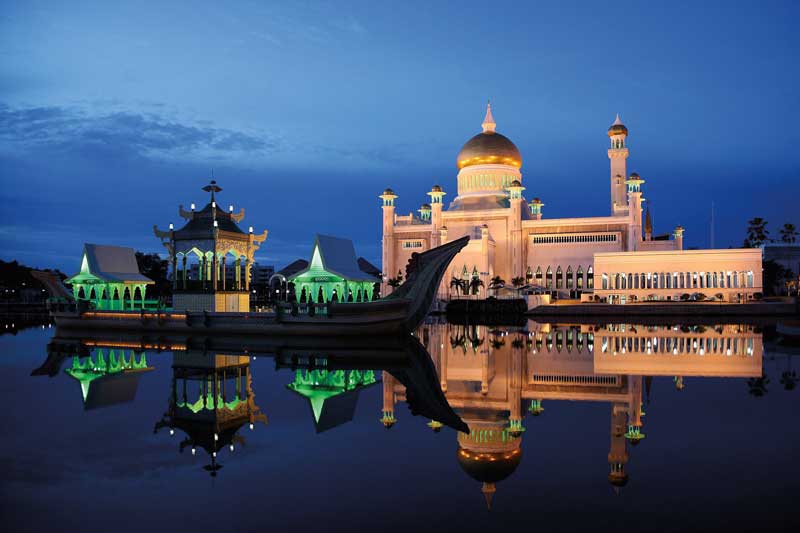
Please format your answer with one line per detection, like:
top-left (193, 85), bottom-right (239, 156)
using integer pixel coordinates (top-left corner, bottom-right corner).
top-left (645, 205), bottom-right (653, 236)
top-left (613, 113), bottom-right (623, 125)
top-left (482, 101), bottom-right (496, 133)
top-left (481, 482), bottom-right (496, 510)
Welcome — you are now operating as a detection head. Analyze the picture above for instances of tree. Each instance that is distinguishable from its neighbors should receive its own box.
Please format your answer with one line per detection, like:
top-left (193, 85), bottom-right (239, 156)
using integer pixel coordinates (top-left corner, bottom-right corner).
top-left (488, 276), bottom-right (505, 297)
top-left (743, 217), bottom-right (769, 248)
top-left (450, 277), bottom-right (466, 297)
top-left (387, 272), bottom-right (403, 290)
top-left (135, 252), bottom-right (169, 298)
top-left (469, 276), bottom-right (484, 297)
top-left (780, 223), bottom-right (798, 244)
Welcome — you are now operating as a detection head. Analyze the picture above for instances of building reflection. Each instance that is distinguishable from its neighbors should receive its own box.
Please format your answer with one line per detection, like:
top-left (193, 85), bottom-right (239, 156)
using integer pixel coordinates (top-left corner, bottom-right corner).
top-left (154, 350), bottom-right (268, 476)
top-left (383, 320), bottom-right (764, 508)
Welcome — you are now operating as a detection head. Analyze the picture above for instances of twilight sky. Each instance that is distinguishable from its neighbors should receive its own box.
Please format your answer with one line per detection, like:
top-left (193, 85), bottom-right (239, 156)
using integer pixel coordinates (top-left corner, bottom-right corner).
top-left (1, 0), bottom-right (798, 273)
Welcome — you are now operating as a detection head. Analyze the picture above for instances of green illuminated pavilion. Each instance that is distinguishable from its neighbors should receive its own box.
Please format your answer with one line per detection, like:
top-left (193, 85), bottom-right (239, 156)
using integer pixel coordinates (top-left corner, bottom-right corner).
top-left (287, 368), bottom-right (378, 432)
top-left (65, 244), bottom-right (154, 310)
top-left (64, 348), bottom-right (153, 409)
top-left (289, 234), bottom-right (379, 303)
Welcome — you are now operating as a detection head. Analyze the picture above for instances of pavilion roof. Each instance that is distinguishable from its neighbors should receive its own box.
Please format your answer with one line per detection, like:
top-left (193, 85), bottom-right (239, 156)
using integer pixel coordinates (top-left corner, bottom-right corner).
top-left (173, 202), bottom-right (247, 239)
top-left (66, 244), bottom-right (153, 284)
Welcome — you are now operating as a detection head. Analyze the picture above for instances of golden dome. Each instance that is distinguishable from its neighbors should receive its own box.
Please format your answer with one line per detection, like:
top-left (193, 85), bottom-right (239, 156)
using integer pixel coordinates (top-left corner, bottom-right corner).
top-left (608, 113), bottom-right (628, 137)
top-left (457, 103), bottom-right (522, 170)
top-left (457, 131), bottom-right (522, 170)
top-left (456, 447), bottom-right (522, 483)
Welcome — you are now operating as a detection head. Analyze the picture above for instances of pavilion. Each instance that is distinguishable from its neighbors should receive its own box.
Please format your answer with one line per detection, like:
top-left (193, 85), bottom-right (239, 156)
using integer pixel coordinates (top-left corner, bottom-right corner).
top-left (154, 351), bottom-right (268, 476)
top-left (65, 244), bottom-right (153, 310)
top-left (154, 180), bottom-right (268, 312)
top-left (289, 234), bottom-right (379, 303)
top-left (287, 369), bottom-right (378, 433)
top-left (64, 348), bottom-right (153, 409)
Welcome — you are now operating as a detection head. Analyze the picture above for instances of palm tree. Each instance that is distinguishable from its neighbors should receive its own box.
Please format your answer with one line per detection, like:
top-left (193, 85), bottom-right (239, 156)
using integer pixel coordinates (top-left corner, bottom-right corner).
top-left (780, 223), bottom-right (798, 244)
top-left (469, 277), bottom-right (484, 298)
top-left (511, 276), bottom-right (525, 297)
top-left (744, 217), bottom-right (769, 248)
top-left (489, 276), bottom-right (505, 297)
top-left (387, 271), bottom-right (403, 291)
top-left (450, 276), bottom-right (466, 298)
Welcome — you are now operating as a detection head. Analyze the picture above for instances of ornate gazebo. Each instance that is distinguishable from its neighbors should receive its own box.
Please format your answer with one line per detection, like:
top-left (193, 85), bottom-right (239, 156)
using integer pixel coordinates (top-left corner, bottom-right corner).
top-left (154, 180), bottom-right (267, 312)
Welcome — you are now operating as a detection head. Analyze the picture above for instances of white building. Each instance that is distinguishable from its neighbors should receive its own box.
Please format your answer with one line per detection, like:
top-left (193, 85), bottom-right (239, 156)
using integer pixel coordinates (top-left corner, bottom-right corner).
top-left (380, 104), bottom-right (760, 303)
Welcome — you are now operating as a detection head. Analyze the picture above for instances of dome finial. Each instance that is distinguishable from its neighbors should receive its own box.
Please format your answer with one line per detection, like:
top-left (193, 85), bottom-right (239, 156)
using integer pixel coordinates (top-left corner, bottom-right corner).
top-left (613, 113), bottom-right (623, 125)
top-left (482, 100), bottom-right (496, 133)
top-left (482, 482), bottom-right (496, 510)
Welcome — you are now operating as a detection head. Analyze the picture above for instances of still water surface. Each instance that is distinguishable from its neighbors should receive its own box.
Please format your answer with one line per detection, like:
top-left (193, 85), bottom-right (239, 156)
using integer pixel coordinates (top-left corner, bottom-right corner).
top-left (1, 319), bottom-right (798, 532)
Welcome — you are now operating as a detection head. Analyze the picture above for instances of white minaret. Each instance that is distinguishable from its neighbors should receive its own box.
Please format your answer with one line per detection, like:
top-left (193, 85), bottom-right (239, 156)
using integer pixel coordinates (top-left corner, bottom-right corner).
top-left (608, 114), bottom-right (629, 215)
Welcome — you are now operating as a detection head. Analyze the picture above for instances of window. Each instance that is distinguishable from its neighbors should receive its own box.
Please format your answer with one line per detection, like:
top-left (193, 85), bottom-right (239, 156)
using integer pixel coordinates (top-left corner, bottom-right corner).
top-left (536, 266), bottom-right (543, 285)
top-left (402, 240), bottom-right (424, 249)
top-left (602, 273), bottom-right (609, 290)
top-left (546, 267), bottom-right (553, 289)
top-left (576, 266), bottom-right (584, 288)
top-left (587, 266), bottom-right (594, 289)
top-left (566, 266), bottom-right (574, 289)
top-left (531, 233), bottom-right (618, 244)
top-left (556, 266), bottom-right (563, 289)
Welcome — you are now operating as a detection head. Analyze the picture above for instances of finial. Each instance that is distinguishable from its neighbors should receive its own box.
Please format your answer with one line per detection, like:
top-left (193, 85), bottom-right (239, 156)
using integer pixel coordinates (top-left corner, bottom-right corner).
top-left (482, 482), bottom-right (496, 511)
top-left (482, 101), bottom-right (496, 133)
top-left (613, 113), bottom-right (623, 125)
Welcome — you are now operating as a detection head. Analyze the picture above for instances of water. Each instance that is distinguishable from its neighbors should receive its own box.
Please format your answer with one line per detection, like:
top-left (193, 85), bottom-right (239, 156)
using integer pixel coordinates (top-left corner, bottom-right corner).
top-left (1, 318), bottom-right (798, 532)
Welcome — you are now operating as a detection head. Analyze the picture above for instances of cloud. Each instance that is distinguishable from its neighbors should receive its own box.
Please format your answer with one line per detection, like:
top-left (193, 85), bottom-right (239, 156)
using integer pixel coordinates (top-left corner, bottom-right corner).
top-left (0, 103), bottom-right (281, 162)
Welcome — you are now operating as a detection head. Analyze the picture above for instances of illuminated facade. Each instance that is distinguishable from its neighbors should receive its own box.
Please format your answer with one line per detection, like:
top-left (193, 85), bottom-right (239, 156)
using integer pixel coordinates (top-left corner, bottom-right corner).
top-left (380, 104), bottom-right (757, 302)
top-left (154, 180), bottom-right (268, 312)
top-left (382, 320), bottom-right (763, 507)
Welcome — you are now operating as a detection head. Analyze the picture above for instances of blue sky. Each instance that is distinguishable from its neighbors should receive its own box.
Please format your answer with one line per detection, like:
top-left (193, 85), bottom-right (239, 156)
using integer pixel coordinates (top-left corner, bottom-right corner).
top-left (1, 0), bottom-right (798, 272)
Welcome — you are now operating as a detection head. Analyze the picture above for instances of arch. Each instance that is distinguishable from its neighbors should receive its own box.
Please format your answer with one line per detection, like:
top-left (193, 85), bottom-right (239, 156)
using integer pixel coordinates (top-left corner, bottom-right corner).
top-left (587, 266), bottom-right (594, 289)
top-left (566, 266), bottom-right (574, 289)
top-left (535, 266), bottom-right (543, 286)
top-left (546, 266), bottom-right (553, 289)
top-left (556, 266), bottom-right (563, 289)
top-left (576, 266), bottom-right (584, 289)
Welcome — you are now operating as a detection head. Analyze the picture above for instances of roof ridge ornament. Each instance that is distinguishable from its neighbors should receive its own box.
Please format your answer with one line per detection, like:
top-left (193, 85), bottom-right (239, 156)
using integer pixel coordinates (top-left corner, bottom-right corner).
top-left (202, 179), bottom-right (223, 202)
top-left (482, 100), bottom-right (496, 133)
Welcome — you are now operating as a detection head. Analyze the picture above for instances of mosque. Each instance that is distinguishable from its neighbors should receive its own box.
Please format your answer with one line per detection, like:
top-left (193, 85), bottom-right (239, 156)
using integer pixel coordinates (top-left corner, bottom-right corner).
top-left (381, 320), bottom-right (764, 508)
top-left (380, 104), bottom-right (762, 303)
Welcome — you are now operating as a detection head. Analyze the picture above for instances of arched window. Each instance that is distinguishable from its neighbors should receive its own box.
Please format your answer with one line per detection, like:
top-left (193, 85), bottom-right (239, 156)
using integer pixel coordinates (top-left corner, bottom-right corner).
top-left (566, 266), bottom-right (574, 289)
top-left (526, 266), bottom-right (533, 283)
top-left (535, 266), bottom-right (543, 285)
top-left (546, 267), bottom-right (553, 289)
top-left (576, 266), bottom-right (584, 289)
top-left (556, 266), bottom-right (563, 289)
top-left (587, 266), bottom-right (594, 289)
top-left (601, 273), bottom-right (609, 290)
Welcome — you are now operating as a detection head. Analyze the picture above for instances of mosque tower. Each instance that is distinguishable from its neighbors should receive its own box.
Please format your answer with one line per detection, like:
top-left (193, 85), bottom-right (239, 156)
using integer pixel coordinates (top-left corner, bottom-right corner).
top-left (608, 114), bottom-right (629, 214)
top-left (608, 405), bottom-right (630, 491)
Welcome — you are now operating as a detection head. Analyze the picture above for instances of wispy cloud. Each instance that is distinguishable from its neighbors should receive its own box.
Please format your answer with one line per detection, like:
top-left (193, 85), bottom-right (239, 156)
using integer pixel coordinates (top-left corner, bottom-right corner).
top-left (0, 103), bottom-right (280, 162)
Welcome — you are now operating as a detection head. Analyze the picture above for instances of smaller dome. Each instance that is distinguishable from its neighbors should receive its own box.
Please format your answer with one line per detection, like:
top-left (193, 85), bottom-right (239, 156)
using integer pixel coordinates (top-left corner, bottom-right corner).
top-left (509, 179), bottom-right (522, 187)
top-left (420, 203), bottom-right (431, 210)
top-left (382, 188), bottom-right (396, 196)
top-left (608, 472), bottom-right (629, 487)
top-left (628, 172), bottom-right (640, 179)
top-left (608, 114), bottom-right (628, 137)
top-left (431, 185), bottom-right (442, 192)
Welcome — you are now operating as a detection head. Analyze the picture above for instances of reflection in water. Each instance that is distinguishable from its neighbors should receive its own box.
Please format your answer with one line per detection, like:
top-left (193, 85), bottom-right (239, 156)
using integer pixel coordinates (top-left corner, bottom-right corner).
top-left (153, 351), bottom-right (268, 476)
top-left (382, 320), bottom-right (767, 508)
top-left (30, 319), bottom-right (791, 511)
